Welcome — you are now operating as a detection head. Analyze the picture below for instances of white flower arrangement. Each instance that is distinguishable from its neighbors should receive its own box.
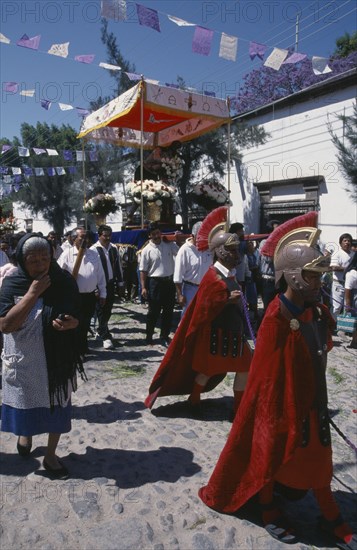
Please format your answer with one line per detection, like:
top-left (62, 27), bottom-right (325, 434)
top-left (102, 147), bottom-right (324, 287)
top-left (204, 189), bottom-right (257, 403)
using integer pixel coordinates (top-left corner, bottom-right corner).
top-left (160, 155), bottom-right (184, 183)
top-left (126, 180), bottom-right (177, 205)
top-left (191, 179), bottom-right (231, 207)
top-left (83, 193), bottom-right (118, 215)
top-left (0, 217), bottom-right (18, 234)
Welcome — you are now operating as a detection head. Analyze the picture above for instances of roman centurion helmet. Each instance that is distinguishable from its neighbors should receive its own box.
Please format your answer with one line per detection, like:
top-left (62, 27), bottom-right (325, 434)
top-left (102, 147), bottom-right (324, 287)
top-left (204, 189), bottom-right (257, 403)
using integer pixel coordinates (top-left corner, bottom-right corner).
top-left (260, 212), bottom-right (331, 292)
top-left (195, 206), bottom-right (240, 261)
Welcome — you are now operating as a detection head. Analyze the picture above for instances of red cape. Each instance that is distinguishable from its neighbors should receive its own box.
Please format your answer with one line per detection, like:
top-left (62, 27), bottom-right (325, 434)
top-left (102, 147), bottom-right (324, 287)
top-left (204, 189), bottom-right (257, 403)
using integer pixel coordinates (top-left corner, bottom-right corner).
top-left (199, 296), bottom-right (335, 513)
top-left (145, 266), bottom-right (234, 407)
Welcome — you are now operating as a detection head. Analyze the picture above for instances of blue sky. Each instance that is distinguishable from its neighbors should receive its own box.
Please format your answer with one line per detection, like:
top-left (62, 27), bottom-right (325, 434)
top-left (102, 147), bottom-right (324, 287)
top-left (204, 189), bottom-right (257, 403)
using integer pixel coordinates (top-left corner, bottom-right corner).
top-left (1, 0), bottom-right (356, 143)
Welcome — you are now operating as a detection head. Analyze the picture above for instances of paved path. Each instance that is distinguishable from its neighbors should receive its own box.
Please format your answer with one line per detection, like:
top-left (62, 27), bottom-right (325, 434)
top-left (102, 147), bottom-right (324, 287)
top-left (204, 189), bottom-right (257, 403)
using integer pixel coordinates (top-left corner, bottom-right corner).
top-left (1, 301), bottom-right (356, 550)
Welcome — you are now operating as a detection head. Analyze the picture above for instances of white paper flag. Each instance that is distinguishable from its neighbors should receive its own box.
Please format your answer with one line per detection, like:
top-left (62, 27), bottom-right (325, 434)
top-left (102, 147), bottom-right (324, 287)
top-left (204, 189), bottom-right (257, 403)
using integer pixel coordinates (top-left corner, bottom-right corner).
top-left (0, 33), bottom-right (10, 44)
top-left (219, 33), bottom-right (238, 62)
top-left (20, 89), bottom-right (35, 97)
top-left (264, 48), bottom-right (289, 70)
top-left (46, 149), bottom-right (59, 156)
top-left (167, 15), bottom-right (195, 26)
top-left (76, 150), bottom-right (85, 161)
top-left (55, 167), bottom-right (66, 175)
top-left (48, 42), bottom-right (69, 58)
top-left (12, 167), bottom-right (22, 175)
top-left (58, 103), bottom-right (74, 111)
top-left (312, 56), bottom-right (332, 75)
top-left (18, 147), bottom-right (30, 157)
top-left (99, 62), bottom-right (121, 71)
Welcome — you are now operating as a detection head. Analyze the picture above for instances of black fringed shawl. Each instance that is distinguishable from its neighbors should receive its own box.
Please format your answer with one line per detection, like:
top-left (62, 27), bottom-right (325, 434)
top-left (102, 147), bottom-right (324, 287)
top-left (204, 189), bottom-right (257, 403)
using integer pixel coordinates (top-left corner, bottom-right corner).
top-left (0, 233), bottom-right (86, 409)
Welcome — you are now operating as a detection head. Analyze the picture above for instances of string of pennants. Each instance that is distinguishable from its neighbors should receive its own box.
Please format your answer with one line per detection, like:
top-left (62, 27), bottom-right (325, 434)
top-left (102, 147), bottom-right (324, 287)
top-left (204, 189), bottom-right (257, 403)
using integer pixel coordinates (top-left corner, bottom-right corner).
top-left (0, 0), bottom-right (333, 106)
top-left (0, 147), bottom-right (100, 190)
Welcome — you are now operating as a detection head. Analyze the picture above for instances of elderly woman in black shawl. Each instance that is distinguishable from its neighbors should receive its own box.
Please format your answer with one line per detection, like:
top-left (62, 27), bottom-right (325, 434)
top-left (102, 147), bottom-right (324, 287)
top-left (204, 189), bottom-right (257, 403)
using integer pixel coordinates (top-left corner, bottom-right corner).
top-left (0, 234), bottom-right (85, 479)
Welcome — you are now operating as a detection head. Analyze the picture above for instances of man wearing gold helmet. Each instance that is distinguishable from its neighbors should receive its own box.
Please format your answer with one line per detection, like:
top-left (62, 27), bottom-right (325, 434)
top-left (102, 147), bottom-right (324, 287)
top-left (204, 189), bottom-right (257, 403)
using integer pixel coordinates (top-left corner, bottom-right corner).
top-left (144, 207), bottom-right (252, 415)
top-left (199, 212), bottom-right (356, 550)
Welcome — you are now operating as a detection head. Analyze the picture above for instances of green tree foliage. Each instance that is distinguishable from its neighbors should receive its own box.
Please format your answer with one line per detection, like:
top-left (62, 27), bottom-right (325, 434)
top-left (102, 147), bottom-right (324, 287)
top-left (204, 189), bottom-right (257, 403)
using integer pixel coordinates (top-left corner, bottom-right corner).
top-left (1, 123), bottom-right (129, 235)
top-left (334, 32), bottom-right (357, 58)
top-left (329, 102), bottom-right (357, 203)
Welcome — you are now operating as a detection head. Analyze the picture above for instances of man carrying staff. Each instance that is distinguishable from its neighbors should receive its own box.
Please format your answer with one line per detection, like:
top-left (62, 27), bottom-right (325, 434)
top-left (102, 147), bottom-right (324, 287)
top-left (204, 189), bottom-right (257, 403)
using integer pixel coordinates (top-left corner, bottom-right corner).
top-left (58, 227), bottom-right (106, 359)
top-left (199, 212), bottom-right (356, 550)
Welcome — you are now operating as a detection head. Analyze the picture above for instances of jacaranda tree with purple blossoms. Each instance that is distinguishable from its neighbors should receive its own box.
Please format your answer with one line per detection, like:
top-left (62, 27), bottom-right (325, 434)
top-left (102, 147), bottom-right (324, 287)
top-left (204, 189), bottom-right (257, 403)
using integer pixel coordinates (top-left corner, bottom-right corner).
top-left (232, 50), bottom-right (357, 115)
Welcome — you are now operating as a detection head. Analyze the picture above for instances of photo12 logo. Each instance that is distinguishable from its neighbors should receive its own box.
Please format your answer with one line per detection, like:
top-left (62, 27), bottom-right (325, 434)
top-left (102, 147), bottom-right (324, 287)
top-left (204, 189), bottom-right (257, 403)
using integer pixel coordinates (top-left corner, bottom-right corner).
top-left (1, 81), bottom-right (103, 105)
top-left (1, 1), bottom-right (139, 24)
top-left (201, 1), bottom-right (340, 24)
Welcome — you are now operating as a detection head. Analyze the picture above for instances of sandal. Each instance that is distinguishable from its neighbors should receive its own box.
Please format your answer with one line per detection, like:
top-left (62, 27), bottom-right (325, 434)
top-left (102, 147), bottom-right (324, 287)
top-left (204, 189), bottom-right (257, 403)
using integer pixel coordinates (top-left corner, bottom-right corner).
top-left (319, 516), bottom-right (357, 550)
top-left (261, 500), bottom-right (297, 544)
top-left (264, 519), bottom-right (297, 544)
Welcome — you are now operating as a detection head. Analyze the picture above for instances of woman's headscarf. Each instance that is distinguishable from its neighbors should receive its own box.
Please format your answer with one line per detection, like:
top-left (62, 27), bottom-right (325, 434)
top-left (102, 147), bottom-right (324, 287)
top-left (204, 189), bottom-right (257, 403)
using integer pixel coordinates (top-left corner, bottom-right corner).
top-left (0, 233), bottom-right (86, 408)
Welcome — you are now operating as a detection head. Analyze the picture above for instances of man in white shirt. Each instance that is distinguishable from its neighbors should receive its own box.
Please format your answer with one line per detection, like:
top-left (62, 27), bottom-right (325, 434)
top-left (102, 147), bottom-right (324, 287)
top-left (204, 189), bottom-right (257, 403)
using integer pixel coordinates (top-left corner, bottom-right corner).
top-left (330, 233), bottom-right (353, 319)
top-left (174, 222), bottom-right (212, 317)
top-left (90, 225), bottom-right (124, 350)
top-left (139, 222), bottom-right (179, 346)
top-left (58, 227), bottom-right (106, 358)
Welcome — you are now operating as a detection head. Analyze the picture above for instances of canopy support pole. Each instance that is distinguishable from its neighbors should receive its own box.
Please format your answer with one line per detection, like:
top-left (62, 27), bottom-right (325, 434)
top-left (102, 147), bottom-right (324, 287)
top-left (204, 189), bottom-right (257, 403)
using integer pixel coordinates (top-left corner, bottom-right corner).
top-left (140, 78), bottom-right (144, 229)
top-left (82, 140), bottom-right (87, 229)
top-left (227, 120), bottom-right (231, 227)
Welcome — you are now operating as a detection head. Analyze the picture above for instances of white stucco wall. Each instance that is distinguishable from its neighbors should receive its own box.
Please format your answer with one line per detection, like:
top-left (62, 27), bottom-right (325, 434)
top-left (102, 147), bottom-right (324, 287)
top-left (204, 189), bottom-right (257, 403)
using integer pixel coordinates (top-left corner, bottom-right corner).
top-left (228, 82), bottom-right (357, 247)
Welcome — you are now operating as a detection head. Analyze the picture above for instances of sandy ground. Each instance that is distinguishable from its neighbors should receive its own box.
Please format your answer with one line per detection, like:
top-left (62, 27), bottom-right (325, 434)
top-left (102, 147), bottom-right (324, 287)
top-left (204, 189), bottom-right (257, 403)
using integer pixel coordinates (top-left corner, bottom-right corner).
top-left (0, 300), bottom-right (356, 550)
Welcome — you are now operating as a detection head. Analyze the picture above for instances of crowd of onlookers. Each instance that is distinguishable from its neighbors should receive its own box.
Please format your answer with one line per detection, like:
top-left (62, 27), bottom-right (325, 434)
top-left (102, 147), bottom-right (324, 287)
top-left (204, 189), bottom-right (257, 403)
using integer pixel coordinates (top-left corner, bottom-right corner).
top-left (0, 226), bottom-right (356, 348)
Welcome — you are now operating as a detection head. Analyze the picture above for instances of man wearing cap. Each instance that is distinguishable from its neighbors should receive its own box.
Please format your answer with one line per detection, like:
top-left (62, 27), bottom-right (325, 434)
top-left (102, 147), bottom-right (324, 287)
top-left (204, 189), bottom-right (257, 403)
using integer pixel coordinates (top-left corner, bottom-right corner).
top-left (174, 221), bottom-right (213, 318)
top-left (139, 222), bottom-right (179, 347)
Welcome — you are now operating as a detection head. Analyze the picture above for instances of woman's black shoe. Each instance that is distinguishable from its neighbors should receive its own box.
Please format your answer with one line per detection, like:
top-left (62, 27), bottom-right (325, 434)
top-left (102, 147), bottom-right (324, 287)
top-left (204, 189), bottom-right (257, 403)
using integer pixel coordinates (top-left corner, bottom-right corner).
top-left (43, 459), bottom-right (69, 480)
top-left (17, 437), bottom-right (32, 456)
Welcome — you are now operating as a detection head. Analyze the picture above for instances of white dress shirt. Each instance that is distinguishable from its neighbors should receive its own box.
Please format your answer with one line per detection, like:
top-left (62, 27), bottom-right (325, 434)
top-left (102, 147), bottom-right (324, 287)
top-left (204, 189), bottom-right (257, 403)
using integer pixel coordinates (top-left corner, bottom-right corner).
top-left (57, 246), bottom-right (107, 298)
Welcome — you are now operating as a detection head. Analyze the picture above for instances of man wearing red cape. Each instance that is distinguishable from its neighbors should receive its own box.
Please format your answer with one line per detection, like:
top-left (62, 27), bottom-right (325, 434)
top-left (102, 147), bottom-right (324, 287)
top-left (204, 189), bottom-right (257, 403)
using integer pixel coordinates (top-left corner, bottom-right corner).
top-left (144, 207), bottom-right (252, 414)
top-left (198, 212), bottom-right (356, 550)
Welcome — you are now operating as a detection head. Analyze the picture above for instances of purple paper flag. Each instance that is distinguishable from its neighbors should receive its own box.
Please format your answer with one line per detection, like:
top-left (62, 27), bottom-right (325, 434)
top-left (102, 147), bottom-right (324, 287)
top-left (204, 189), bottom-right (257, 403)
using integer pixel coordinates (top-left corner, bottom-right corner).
top-left (34, 167), bottom-right (45, 176)
top-left (1, 144), bottom-right (12, 154)
top-left (204, 91), bottom-right (216, 97)
top-left (192, 26), bottom-right (214, 56)
top-left (74, 54), bottom-right (95, 64)
top-left (282, 52), bottom-right (307, 64)
top-left (62, 150), bottom-right (73, 161)
top-left (68, 166), bottom-right (76, 174)
top-left (0, 167), bottom-right (9, 174)
top-left (249, 41), bottom-right (267, 60)
top-left (17, 34), bottom-right (41, 50)
top-left (47, 167), bottom-right (56, 176)
top-left (24, 167), bottom-right (34, 176)
top-left (76, 107), bottom-right (90, 117)
top-left (89, 151), bottom-right (98, 162)
top-left (14, 177), bottom-right (22, 187)
top-left (41, 99), bottom-right (51, 110)
top-left (125, 72), bottom-right (141, 81)
top-left (3, 82), bottom-right (19, 94)
top-left (136, 4), bottom-right (161, 32)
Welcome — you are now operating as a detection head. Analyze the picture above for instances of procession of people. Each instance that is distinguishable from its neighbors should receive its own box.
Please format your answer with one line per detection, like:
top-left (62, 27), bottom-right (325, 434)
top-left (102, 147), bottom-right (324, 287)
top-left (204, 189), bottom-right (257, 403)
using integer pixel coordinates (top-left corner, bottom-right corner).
top-left (0, 209), bottom-right (356, 549)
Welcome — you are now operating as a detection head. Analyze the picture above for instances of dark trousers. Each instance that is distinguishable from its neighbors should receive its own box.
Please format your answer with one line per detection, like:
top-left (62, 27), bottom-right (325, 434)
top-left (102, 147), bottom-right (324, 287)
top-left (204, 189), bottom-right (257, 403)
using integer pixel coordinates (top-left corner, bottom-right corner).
top-left (124, 263), bottom-right (138, 300)
top-left (79, 291), bottom-right (97, 355)
top-left (262, 279), bottom-right (277, 312)
top-left (147, 277), bottom-right (176, 340)
top-left (96, 280), bottom-right (115, 340)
